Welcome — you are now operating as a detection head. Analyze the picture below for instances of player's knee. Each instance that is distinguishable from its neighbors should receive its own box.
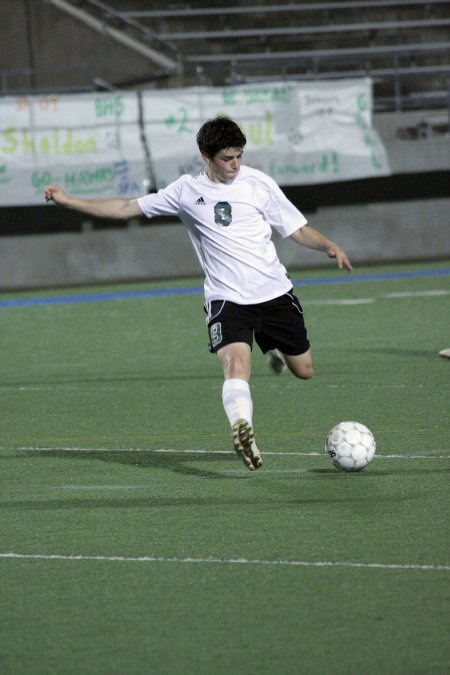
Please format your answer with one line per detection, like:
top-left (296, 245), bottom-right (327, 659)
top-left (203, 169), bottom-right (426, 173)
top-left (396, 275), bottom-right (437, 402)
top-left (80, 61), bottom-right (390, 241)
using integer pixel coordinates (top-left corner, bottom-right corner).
top-left (219, 346), bottom-right (250, 379)
top-left (285, 353), bottom-right (314, 379)
top-left (294, 364), bottom-right (314, 380)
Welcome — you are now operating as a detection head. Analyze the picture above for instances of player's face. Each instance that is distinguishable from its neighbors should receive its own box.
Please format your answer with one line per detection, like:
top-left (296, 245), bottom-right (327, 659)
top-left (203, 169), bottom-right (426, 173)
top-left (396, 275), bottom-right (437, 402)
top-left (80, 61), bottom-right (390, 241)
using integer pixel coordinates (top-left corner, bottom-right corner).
top-left (203, 147), bottom-right (243, 183)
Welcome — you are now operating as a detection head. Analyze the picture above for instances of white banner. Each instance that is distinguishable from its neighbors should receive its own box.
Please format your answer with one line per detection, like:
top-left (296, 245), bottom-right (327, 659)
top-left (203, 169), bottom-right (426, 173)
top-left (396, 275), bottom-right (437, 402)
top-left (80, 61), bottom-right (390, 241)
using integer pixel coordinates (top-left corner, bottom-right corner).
top-left (0, 79), bottom-right (390, 206)
top-left (0, 92), bottom-right (145, 207)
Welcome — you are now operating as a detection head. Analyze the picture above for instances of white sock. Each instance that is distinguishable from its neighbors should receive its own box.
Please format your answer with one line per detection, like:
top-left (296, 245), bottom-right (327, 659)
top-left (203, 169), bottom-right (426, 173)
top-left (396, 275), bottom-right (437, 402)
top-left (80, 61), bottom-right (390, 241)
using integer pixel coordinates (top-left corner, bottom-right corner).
top-left (222, 379), bottom-right (253, 427)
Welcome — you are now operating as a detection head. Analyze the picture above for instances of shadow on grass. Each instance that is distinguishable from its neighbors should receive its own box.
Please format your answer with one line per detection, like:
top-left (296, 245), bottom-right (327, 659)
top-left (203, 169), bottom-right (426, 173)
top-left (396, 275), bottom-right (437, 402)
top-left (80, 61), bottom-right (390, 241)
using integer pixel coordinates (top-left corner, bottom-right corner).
top-left (1, 494), bottom-right (260, 510)
top-left (20, 447), bottom-right (247, 481)
top-left (4, 448), bottom-right (447, 512)
top-left (1, 370), bottom-right (277, 389)
top-left (2, 481), bottom-right (434, 511)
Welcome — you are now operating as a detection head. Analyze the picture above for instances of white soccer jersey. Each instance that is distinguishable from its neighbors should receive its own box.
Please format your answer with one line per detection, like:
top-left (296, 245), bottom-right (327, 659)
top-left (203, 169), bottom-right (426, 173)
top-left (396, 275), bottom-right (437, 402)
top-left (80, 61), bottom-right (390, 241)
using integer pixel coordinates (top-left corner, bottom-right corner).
top-left (137, 165), bottom-right (307, 304)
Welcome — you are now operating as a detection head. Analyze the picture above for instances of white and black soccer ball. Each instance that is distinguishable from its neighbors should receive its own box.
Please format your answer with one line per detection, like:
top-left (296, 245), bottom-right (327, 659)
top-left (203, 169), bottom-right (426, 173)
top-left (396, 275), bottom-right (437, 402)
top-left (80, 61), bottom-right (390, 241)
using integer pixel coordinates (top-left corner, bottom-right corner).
top-left (325, 421), bottom-right (376, 472)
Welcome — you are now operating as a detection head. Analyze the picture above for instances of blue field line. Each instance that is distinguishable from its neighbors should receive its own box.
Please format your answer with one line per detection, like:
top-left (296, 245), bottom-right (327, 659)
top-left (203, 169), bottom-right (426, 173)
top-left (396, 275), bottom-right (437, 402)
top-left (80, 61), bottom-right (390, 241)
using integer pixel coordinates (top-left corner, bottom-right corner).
top-left (1, 267), bottom-right (449, 309)
top-left (0, 285), bottom-right (204, 308)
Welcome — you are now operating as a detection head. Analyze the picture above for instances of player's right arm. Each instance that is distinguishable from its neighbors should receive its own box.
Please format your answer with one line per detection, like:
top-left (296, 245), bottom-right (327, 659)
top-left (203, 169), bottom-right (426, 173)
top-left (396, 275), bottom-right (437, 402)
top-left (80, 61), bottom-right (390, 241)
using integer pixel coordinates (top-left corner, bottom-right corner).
top-left (43, 184), bottom-right (142, 220)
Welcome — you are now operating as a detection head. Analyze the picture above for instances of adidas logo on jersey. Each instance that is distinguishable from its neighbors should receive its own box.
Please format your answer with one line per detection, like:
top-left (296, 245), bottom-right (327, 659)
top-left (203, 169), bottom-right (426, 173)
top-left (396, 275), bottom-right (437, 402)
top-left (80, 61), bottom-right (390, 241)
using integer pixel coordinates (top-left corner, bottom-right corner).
top-left (195, 196), bottom-right (206, 205)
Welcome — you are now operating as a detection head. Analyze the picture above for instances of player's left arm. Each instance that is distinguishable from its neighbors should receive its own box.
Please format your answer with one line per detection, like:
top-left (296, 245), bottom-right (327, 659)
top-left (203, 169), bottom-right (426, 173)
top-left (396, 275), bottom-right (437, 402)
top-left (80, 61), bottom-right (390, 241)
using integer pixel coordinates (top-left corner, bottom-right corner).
top-left (290, 225), bottom-right (353, 272)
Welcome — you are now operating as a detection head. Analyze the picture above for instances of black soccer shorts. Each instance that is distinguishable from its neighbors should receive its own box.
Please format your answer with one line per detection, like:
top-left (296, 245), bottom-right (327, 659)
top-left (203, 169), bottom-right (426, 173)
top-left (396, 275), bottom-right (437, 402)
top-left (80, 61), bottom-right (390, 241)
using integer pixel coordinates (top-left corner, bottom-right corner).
top-left (205, 290), bottom-right (310, 355)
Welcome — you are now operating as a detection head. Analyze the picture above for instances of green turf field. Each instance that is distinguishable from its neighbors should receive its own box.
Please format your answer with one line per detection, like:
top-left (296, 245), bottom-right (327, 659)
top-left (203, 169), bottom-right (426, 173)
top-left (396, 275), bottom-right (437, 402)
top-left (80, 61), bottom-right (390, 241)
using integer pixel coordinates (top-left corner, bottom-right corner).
top-left (1, 260), bottom-right (449, 674)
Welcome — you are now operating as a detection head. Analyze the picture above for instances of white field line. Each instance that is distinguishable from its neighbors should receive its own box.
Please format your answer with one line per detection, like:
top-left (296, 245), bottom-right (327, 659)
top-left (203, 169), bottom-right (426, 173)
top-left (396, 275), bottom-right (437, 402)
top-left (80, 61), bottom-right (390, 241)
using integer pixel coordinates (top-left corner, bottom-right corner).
top-left (383, 290), bottom-right (450, 298)
top-left (5, 446), bottom-right (449, 459)
top-left (0, 551), bottom-right (448, 571)
top-left (307, 299), bottom-right (376, 305)
top-left (306, 289), bottom-right (450, 306)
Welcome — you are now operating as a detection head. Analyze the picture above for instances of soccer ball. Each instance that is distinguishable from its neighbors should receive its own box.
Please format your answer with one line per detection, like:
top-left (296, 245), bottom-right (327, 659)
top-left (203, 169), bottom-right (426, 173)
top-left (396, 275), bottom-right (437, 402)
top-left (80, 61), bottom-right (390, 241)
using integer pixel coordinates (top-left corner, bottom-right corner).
top-left (325, 421), bottom-right (376, 472)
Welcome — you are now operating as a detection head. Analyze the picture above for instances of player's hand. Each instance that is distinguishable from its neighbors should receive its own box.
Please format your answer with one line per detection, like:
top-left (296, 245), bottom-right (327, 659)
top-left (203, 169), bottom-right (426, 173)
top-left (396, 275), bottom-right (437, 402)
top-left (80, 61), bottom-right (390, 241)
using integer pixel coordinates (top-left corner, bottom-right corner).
top-left (44, 184), bottom-right (70, 206)
top-left (327, 244), bottom-right (353, 272)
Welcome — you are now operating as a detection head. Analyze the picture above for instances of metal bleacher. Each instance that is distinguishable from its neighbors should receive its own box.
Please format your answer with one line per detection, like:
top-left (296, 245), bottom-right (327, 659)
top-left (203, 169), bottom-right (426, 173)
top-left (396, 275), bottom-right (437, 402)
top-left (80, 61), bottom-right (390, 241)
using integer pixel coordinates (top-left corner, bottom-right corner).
top-left (79, 0), bottom-right (450, 113)
top-left (3, 0), bottom-right (450, 113)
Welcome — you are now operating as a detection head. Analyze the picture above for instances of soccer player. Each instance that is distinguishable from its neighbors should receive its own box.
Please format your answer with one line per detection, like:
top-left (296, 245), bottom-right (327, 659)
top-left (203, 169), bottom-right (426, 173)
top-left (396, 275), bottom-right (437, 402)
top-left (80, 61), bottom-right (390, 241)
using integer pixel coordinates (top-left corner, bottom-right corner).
top-left (44, 116), bottom-right (352, 471)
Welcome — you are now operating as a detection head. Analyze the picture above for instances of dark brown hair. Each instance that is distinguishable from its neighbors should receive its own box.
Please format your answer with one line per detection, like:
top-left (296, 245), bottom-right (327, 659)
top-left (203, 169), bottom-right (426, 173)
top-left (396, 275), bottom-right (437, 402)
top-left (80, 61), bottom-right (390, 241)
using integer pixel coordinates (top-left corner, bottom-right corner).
top-left (196, 116), bottom-right (247, 158)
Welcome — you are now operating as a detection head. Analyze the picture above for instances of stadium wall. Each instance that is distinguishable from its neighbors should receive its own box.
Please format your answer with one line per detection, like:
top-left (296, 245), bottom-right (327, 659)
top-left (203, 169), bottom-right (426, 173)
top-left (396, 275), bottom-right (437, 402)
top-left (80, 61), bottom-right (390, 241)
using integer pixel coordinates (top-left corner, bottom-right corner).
top-left (1, 110), bottom-right (449, 290)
